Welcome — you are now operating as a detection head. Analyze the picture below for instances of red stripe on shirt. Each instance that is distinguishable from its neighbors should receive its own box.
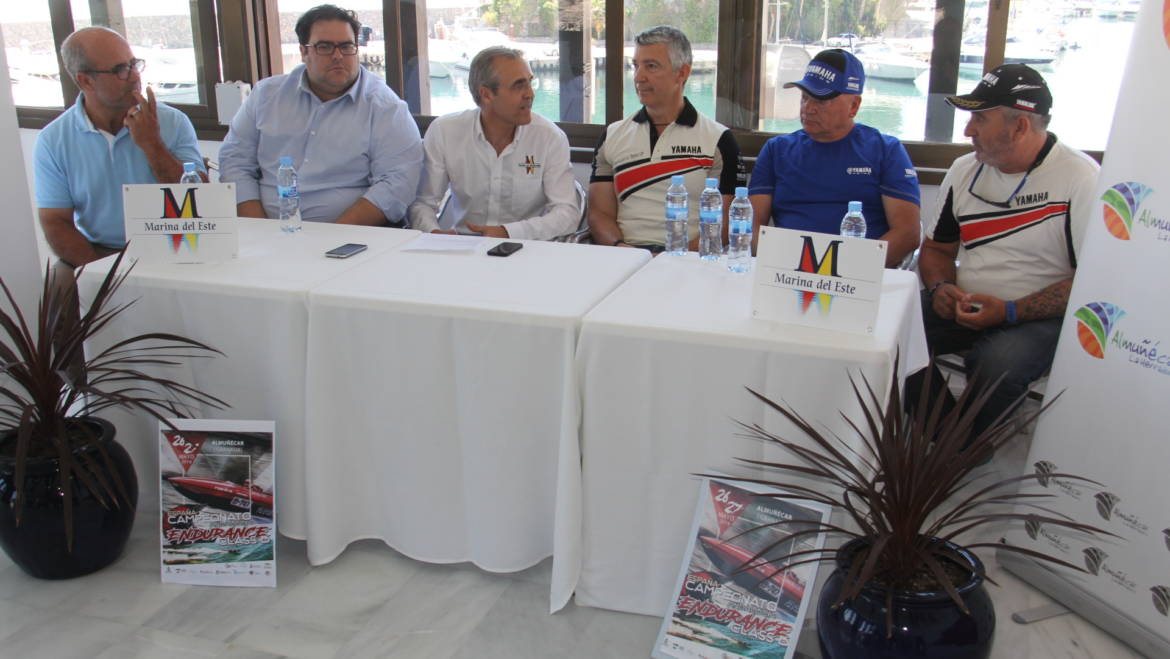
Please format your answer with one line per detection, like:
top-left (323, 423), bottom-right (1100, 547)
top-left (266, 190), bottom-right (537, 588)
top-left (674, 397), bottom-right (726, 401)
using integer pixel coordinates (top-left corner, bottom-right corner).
top-left (614, 158), bottom-right (715, 196)
top-left (960, 203), bottom-right (1069, 243)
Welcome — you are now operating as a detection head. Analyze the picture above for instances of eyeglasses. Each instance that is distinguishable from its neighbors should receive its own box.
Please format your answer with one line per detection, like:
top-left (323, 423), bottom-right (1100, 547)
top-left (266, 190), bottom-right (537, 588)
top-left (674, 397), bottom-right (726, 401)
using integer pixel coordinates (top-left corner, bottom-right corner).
top-left (308, 41), bottom-right (358, 56)
top-left (967, 162), bottom-right (1031, 210)
top-left (82, 58), bottom-right (146, 80)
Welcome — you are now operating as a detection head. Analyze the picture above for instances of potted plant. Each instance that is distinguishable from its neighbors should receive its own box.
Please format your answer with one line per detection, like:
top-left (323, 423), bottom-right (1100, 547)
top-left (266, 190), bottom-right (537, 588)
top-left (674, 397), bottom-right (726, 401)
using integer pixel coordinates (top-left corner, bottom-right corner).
top-left (0, 249), bottom-right (225, 579)
top-left (716, 359), bottom-right (1112, 659)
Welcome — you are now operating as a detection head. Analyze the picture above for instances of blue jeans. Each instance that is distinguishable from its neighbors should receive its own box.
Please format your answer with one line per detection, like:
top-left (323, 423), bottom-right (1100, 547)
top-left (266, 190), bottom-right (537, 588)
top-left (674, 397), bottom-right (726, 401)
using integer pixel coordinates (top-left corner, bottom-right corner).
top-left (906, 290), bottom-right (1062, 438)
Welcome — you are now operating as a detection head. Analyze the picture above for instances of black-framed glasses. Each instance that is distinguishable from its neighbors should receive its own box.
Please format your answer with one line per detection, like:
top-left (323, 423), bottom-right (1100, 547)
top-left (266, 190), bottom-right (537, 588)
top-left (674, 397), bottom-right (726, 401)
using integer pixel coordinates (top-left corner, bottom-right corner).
top-left (82, 58), bottom-right (146, 80)
top-left (967, 162), bottom-right (1030, 210)
top-left (308, 41), bottom-right (358, 56)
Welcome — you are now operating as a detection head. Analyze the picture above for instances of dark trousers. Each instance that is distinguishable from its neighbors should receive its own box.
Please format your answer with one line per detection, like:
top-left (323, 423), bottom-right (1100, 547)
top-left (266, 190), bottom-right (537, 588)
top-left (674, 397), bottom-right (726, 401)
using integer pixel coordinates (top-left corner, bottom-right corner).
top-left (905, 290), bottom-right (1062, 438)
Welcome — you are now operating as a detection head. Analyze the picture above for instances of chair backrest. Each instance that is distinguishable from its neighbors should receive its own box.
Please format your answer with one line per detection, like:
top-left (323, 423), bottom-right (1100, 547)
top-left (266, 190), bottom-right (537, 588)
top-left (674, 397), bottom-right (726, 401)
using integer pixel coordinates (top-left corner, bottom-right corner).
top-left (553, 180), bottom-right (591, 243)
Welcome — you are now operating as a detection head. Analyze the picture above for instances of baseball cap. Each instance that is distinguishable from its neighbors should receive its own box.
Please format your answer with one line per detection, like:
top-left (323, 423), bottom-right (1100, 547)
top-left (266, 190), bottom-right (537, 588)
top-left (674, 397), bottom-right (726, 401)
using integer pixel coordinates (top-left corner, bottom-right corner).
top-left (946, 63), bottom-right (1052, 115)
top-left (783, 49), bottom-right (865, 99)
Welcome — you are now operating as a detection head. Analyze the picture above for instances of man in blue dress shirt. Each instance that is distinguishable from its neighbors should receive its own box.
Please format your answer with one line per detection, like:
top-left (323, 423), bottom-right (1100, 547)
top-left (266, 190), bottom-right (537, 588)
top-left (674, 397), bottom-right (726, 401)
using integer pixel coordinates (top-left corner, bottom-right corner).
top-left (748, 49), bottom-right (921, 267)
top-left (219, 4), bottom-right (422, 225)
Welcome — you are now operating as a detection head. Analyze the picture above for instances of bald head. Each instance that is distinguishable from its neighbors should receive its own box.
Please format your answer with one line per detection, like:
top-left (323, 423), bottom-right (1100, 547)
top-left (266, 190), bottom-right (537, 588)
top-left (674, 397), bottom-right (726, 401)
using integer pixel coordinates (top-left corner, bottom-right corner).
top-left (61, 26), bottom-right (127, 82)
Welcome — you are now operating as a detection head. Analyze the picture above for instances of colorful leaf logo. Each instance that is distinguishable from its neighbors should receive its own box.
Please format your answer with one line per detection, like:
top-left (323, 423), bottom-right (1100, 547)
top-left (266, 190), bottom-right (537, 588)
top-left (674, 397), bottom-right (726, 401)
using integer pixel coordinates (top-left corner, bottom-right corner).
top-left (1165, 0), bottom-right (1170, 48)
top-left (1074, 302), bottom-right (1126, 359)
top-left (1095, 492), bottom-right (1121, 521)
top-left (1083, 547), bottom-right (1108, 575)
top-left (1034, 460), bottom-right (1057, 487)
top-left (1100, 181), bottom-right (1152, 240)
top-left (1154, 585), bottom-right (1170, 616)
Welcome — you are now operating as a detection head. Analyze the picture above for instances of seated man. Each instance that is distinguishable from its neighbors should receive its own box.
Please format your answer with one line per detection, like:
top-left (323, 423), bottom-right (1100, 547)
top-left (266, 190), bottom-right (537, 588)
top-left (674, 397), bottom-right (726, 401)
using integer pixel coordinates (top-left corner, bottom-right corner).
top-left (35, 26), bottom-right (205, 268)
top-left (908, 64), bottom-right (1100, 438)
top-left (219, 4), bottom-right (422, 225)
top-left (748, 49), bottom-right (920, 266)
top-left (588, 25), bottom-right (743, 251)
top-left (408, 46), bottom-right (577, 239)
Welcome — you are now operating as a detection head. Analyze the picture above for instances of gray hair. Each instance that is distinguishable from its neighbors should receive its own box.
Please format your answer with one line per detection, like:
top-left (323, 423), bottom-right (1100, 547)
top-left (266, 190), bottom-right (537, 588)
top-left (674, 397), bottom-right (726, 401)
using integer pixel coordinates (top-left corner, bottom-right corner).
top-left (468, 46), bottom-right (524, 106)
top-left (634, 25), bottom-right (692, 70)
top-left (1001, 107), bottom-right (1051, 133)
top-left (60, 26), bottom-right (124, 81)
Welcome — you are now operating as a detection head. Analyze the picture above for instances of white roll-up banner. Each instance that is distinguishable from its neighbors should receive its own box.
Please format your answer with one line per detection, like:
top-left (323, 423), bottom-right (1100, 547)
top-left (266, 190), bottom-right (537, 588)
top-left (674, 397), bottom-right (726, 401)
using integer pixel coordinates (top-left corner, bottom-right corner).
top-left (999, 1), bottom-right (1170, 656)
top-left (0, 29), bottom-right (42, 318)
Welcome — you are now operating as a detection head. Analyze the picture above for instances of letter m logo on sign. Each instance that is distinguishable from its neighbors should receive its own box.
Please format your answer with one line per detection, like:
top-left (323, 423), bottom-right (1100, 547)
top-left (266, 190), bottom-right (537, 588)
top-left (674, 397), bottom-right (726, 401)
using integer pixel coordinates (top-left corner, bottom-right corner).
top-left (795, 235), bottom-right (842, 277)
top-left (161, 187), bottom-right (200, 219)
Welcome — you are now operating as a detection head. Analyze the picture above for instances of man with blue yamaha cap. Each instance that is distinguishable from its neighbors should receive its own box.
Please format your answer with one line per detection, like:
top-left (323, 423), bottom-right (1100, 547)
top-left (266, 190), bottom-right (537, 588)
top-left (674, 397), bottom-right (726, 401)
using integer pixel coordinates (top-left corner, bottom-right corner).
top-left (747, 48), bottom-right (921, 266)
top-left (908, 63), bottom-right (1100, 444)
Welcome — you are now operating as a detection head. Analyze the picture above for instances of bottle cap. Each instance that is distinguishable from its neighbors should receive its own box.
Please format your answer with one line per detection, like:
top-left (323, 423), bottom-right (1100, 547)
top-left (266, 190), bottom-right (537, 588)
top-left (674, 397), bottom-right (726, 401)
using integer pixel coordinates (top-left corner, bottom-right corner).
top-left (280, 156), bottom-right (294, 167)
top-left (183, 162), bottom-right (196, 172)
top-left (705, 178), bottom-right (718, 189)
top-left (670, 174), bottom-right (685, 185)
top-left (735, 186), bottom-right (748, 197)
top-left (848, 200), bottom-right (862, 212)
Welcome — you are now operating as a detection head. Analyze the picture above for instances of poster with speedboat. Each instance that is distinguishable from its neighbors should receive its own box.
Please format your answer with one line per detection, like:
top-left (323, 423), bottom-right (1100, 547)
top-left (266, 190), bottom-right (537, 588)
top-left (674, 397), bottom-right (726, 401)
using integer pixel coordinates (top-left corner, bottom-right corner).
top-left (653, 477), bottom-right (829, 659)
top-left (159, 419), bottom-right (276, 587)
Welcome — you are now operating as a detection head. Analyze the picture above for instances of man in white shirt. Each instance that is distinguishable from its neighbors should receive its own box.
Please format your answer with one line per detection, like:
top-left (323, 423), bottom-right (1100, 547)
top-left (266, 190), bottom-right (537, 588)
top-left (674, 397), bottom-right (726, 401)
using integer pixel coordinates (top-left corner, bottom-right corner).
top-left (408, 46), bottom-right (578, 239)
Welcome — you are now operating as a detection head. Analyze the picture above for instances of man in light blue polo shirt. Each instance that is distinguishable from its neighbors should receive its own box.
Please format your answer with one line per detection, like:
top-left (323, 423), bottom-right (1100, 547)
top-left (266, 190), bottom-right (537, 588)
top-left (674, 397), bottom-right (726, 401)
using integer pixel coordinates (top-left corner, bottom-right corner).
top-left (748, 49), bottom-right (920, 267)
top-left (218, 4), bottom-right (422, 226)
top-left (34, 26), bottom-right (204, 267)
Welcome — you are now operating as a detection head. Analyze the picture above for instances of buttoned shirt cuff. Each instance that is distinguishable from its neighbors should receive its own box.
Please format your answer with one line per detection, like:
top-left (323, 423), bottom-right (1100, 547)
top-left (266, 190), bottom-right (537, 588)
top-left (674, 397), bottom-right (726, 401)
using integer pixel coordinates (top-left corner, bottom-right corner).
top-left (231, 179), bottom-right (262, 204)
top-left (363, 188), bottom-right (409, 224)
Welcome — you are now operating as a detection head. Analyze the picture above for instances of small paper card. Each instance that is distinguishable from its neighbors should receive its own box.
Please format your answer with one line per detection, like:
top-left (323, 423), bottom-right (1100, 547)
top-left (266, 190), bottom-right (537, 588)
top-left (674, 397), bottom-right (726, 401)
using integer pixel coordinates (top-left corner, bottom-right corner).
top-left (123, 182), bottom-right (238, 264)
top-left (401, 233), bottom-right (487, 252)
top-left (159, 419), bottom-right (276, 588)
top-left (652, 476), bottom-right (831, 659)
top-left (751, 226), bottom-right (886, 335)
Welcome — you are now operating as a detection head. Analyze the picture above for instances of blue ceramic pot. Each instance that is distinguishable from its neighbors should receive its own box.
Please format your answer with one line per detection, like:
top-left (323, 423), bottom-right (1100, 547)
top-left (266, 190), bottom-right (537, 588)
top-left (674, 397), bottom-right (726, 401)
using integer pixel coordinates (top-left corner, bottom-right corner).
top-left (817, 537), bottom-right (995, 659)
top-left (0, 417), bottom-right (138, 579)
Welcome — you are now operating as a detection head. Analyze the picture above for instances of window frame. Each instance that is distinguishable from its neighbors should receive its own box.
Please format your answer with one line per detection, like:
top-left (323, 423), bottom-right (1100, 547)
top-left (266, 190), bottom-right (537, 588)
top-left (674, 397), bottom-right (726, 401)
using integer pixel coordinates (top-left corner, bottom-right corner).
top-left (10, 0), bottom-right (1104, 175)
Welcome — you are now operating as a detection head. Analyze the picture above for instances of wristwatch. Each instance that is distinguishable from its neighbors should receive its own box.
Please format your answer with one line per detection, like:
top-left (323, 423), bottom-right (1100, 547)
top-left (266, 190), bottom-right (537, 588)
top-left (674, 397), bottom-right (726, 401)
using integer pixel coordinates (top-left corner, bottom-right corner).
top-left (927, 280), bottom-right (954, 297)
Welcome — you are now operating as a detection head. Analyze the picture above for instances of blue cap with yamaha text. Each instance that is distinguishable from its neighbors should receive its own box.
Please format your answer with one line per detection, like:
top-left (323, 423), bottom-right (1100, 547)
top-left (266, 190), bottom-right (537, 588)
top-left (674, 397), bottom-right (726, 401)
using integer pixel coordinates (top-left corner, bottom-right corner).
top-left (783, 49), bottom-right (865, 99)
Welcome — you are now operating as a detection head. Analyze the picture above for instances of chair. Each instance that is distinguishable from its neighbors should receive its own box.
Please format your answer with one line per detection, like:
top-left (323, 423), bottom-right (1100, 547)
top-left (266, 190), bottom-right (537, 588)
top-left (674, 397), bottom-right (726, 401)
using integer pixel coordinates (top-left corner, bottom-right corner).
top-left (552, 180), bottom-right (590, 243)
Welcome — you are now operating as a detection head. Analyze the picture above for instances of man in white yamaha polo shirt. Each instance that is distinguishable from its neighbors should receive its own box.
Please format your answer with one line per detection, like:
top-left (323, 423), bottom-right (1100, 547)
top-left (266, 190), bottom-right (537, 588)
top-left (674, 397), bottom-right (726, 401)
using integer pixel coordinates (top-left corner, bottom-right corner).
top-left (908, 63), bottom-right (1100, 440)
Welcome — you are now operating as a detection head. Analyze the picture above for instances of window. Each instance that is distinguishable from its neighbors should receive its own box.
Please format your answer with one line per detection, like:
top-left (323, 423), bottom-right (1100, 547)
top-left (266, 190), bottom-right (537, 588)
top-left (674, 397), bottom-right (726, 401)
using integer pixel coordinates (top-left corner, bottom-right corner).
top-left (107, 0), bottom-right (203, 105)
top-left (1005, 1), bottom-right (1129, 151)
top-left (1, 5), bottom-right (63, 107)
top-left (426, 0), bottom-right (602, 123)
top-left (624, 1), bottom-right (718, 120)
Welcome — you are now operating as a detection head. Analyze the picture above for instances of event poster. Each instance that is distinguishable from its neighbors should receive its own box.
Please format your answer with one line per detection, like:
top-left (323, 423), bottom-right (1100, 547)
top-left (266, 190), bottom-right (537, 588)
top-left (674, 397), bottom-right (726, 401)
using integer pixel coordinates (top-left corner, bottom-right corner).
top-left (653, 477), bottom-right (830, 659)
top-left (159, 419), bottom-right (276, 587)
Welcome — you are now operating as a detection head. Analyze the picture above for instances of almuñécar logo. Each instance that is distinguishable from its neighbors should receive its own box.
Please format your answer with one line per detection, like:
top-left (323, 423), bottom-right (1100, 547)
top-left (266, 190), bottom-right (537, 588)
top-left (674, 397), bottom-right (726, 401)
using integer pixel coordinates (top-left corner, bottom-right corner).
top-left (1164, 528), bottom-right (1170, 552)
top-left (1101, 182), bottom-right (1151, 240)
top-left (1095, 492), bottom-right (1120, 520)
top-left (1074, 302), bottom-right (1125, 359)
top-left (1032, 459), bottom-right (1083, 499)
top-left (1154, 585), bottom-right (1170, 616)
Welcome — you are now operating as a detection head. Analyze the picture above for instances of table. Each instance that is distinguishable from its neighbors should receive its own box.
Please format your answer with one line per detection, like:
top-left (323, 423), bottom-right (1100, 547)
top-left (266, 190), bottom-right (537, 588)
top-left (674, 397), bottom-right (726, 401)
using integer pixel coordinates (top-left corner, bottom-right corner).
top-left (300, 239), bottom-right (650, 569)
top-left (551, 255), bottom-right (928, 615)
top-left (79, 219), bottom-right (420, 534)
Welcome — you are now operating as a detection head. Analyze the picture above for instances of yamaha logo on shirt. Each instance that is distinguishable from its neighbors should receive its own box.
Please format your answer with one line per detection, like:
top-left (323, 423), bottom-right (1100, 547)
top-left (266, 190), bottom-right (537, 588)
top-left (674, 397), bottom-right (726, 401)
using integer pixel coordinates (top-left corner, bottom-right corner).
top-left (520, 155), bottom-right (541, 176)
top-left (845, 166), bottom-right (873, 176)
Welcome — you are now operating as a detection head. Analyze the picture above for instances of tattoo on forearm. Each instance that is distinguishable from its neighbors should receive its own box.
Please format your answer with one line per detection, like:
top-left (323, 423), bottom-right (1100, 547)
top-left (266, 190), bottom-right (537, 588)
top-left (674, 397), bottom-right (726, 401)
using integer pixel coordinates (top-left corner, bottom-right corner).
top-left (1019, 280), bottom-right (1073, 321)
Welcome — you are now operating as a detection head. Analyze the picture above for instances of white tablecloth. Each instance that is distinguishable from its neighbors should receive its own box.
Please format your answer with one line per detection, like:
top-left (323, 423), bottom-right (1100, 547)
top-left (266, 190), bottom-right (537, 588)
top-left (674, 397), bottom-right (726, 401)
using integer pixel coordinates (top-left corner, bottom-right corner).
top-left (79, 219), bottom-right (420, 529)
top-left (300, 239), bottom-right (651, 568)
top-left (551, 255), bottom-right (928, 615)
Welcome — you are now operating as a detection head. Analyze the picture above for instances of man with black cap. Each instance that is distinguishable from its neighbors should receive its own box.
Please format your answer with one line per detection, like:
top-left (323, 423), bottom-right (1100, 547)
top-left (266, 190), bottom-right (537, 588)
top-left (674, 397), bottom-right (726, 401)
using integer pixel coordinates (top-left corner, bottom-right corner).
top-left (748, 48), bottom-right (921, 266)
top-left (909, 63), bottom-right (1100, 440)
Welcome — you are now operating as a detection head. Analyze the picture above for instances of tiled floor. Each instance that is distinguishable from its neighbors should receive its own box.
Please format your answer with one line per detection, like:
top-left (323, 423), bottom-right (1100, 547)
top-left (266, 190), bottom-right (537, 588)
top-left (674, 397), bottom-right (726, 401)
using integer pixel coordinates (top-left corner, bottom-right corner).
top-left (0, 416), bottom-right (1147, 658)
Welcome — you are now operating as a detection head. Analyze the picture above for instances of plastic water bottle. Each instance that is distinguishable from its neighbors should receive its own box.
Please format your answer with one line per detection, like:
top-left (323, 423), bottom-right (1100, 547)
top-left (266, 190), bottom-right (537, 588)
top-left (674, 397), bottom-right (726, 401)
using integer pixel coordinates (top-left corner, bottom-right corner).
top-left (277, 156), bottom-right (302, 233)
top-left (179, 162), bottom-right (201, 184)
top-left (728, 187), bottom-right (752, 273)
top-left (664, 174), bottom-right (689, 255)
top-left (698, 177), bottom-right (723, 261)
top-left (840, 200), bottom-right (866, 238)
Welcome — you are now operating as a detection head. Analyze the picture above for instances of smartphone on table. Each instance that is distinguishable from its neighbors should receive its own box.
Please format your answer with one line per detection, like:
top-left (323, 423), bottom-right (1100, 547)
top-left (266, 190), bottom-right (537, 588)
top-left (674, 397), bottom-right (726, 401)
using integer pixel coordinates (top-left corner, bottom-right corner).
top-left (487, 242), bottom-right (523, 257)
top-left (325, 243), bottom-right (368, 259)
